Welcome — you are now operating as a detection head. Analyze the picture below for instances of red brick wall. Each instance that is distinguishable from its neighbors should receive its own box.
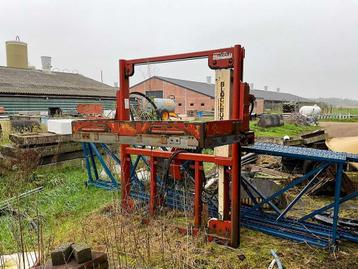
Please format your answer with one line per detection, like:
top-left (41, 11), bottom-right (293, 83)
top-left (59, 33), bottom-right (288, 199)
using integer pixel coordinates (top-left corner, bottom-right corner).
top-left (130, 78), bottom-right (215, 115)
top-left (253, 98), bottom-right (265, 115)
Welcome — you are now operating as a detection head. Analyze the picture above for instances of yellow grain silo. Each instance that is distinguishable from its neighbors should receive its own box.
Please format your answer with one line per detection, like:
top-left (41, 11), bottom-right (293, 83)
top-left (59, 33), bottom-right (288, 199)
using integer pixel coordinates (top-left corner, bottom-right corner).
top-left (6, 36), bottom-right (28, 68)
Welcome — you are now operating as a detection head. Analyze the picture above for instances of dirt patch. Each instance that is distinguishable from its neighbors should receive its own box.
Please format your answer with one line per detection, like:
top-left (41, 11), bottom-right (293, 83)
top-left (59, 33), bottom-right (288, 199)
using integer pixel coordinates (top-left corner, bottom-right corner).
top-left (319, 122), bottom-right (358, 138)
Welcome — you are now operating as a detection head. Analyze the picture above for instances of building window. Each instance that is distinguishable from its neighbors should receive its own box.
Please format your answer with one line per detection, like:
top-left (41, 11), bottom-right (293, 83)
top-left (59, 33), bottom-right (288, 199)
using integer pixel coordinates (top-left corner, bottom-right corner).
top-left (190, 103), bottom-right (194, 106)
top-left (201, 103), bottom-right (205, 106)
top-left (178, 103), bottom-right (182, 106)
top-left (145, 90), bottom-right (163, 98)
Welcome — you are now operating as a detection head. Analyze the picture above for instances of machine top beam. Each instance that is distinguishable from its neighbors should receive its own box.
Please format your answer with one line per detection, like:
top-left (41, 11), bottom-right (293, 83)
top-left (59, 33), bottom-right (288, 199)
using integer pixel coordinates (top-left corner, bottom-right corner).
top-left (121, 45), bottom-right (245, 77)
top-left (125, 46), bottom-right (238, 66)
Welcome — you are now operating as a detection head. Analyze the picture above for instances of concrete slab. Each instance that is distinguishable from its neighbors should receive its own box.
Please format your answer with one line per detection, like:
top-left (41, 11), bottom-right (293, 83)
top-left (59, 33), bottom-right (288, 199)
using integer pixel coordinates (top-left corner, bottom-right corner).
top-left (48, 119), bottom-right (75, 135)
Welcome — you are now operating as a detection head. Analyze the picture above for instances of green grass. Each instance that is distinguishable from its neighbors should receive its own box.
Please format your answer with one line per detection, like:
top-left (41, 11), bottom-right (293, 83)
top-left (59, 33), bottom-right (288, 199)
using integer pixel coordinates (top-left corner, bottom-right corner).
top-left (0, 160), bottom-right (357, 268)
top-left (250, 121), bottom-right (319, 138)
top-left (322, 107), bottom-right (358, 115)
top-left (0, 160), bottom-right (113, 252)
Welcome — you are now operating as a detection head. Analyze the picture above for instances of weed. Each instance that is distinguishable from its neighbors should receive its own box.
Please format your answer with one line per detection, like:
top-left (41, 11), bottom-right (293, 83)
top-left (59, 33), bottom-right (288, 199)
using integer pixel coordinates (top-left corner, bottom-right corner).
top-left (250, 121), bottom-right (319, 138)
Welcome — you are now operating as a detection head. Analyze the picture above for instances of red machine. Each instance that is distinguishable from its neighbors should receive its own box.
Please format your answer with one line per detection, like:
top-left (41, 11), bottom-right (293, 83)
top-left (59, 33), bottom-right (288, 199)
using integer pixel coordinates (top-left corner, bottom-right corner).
top-left (72, 45), bottom-right (253, 247)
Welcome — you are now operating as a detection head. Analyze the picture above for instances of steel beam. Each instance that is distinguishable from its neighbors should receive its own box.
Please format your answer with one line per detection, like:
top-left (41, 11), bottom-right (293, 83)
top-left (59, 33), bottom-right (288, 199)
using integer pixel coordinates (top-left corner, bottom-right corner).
top-left (194, 161), bottom-right (202, 228)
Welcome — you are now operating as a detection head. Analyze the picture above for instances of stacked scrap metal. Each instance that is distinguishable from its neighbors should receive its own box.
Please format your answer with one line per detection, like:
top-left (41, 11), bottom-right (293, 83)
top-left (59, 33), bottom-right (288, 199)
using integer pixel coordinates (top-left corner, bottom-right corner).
top-left (283, 129), bottom-right (327, 149)
top-left (285, 112), bottom-right (316, 125)
top-left (282, 129), bottom-right (327, 173)
top-left (0, 132), bottom-right (83, 167)
top-left (282, 130), bottom-right (357, 194)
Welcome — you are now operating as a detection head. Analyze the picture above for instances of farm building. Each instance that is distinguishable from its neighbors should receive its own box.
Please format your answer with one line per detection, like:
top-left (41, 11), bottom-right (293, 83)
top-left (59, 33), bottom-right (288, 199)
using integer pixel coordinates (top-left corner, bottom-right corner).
top-left (130, 76), bottom-right (215, 115)
top-left (0, 66), bottom-right (116, 114)
top-left (0, 37), bottom-right (116, 115)
top-left (130, 76), bottom-right (313, 115)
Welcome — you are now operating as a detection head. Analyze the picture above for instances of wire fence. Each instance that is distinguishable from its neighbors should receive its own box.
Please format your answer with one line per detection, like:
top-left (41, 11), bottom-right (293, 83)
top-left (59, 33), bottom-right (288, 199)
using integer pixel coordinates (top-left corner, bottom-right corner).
top-left (317, 113), bottom-right (358, 120)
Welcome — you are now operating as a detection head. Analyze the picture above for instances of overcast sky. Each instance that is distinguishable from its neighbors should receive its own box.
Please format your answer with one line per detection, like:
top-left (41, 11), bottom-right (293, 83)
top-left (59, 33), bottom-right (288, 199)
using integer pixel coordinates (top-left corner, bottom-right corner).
top-left (1, 0), bottom-right (357, 99)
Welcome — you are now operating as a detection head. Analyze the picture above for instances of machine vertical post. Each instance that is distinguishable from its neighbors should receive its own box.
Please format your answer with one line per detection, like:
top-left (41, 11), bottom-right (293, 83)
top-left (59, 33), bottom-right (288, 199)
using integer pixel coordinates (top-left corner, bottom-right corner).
top-left (223, 167), bottom-right (230, 220)
top-left (231, 144), bottom-right (241, 247)
top-left (150, 156), bottom-right (157, 215)
top-left (214, 69), bottom-right (233, 219)
top-left (194, 161), bottom-right (202, 228)
top-left (230, 44), bottom-right (243, 248)
top-left (119, 59), bottom-right (131, 210)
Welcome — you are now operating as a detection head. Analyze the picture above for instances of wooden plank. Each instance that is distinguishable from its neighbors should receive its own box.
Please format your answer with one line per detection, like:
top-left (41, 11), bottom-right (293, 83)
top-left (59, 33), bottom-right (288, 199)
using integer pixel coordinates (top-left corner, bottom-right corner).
top-left (301, 129), bottom-right (325, 139)
top-left (9, 132), bottom-right (72, 147)
top-left (39, 151), bottom-right (84, 165)
top-left (284, 138), bottom-right (304, 146)
top-left (303, 134), bottom-right (326, 145)
top-left (214, 69), bottom-right (233, 218)
top-left (249, 165), bottom-right (293, 178)
top-left (0, 142), bottom-right (82, 158)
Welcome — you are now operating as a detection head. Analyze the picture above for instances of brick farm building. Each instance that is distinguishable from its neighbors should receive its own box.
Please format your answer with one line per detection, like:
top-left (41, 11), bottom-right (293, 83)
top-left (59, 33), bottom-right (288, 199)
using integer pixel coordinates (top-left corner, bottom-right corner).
top-left (130, 76), bottom-right (215, 115)
top-left (130, 76), bottom-right (312, 115)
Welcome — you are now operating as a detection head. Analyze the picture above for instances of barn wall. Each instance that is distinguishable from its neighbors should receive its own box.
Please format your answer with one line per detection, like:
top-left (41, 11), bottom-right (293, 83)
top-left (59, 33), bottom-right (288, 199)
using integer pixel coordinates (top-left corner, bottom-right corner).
top-left (130, 78), bottom-right (215, 114)
top-left (253, 98), bottom-right (265, 115)
top-left (0, 95), bottom-right (115, 114)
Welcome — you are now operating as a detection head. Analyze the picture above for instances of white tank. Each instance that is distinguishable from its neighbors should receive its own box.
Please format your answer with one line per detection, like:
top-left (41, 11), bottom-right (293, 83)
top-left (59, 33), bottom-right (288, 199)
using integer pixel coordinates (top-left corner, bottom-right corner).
top-left (154, 98), bottom-right (176, 112)
top-left (299, 104), bottom-right (321, 116)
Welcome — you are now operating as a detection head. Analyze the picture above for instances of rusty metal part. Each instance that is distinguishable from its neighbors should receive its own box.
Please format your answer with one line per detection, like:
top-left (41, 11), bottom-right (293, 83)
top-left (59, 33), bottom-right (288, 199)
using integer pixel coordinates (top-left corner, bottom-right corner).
top-left (72, 120), bottom-right (244, 149)
top-left (77, 104), bottom-right (103, 116)
top-left (207, 219), bottom-right (231, 243)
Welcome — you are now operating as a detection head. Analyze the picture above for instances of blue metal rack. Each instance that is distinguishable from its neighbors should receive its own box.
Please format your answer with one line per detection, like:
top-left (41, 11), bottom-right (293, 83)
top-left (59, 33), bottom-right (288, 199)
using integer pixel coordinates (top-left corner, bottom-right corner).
top-left (81, 142), bottom-right (218, 216)
top-left (81, 142), bottom-right (357, 249)
top-left (241, 143), bottom-right (358, 249)
top-left (82, 143), bottom-right (119, 190)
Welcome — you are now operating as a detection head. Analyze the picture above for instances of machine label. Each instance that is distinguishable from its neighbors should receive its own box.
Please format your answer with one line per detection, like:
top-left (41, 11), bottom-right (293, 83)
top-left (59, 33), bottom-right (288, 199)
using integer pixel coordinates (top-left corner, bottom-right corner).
top-left (219, 82), bottom-right (225, 120)
top-left (213, 52), bottom-right (232, 60)
top-left (124, 98), bottom-right (130, 109)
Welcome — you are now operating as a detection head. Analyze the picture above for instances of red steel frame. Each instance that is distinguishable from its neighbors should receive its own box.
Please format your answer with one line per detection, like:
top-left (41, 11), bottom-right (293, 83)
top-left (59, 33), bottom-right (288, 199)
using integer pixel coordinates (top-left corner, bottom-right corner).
top-left (117, 45), bottom-right (249, 248)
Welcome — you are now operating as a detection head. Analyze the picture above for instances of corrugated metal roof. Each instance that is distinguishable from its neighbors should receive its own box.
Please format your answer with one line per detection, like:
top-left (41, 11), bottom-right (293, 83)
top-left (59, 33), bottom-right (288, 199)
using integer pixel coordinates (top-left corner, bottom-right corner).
top-left (156, 76), bottom-right (215, 98)
top-left (151, 76), bottom-right (311, 102)
top-left (251, 89), bottom-right (311, 102)
top-left (0, 66), bottom-right (116, 97)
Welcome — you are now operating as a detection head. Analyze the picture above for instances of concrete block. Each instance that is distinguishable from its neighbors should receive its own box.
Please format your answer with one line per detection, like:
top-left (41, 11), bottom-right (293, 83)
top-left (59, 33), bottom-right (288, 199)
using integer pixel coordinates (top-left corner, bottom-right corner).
top-left (34, 252), bottom-right (107, 269)
top-left (72, 243), bottom-right (92, 264)
top-left (47, 119), bottom-right (75, 135)
top-left (51, 242), bottom-right (73, 266)
top-left (258, 114), bottom-right (284, 127)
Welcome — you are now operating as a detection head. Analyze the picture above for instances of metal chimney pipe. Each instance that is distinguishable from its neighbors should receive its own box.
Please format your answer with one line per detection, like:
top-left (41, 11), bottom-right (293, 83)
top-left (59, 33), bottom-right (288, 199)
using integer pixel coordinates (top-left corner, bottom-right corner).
top-left (41, 56), bottom-right (52, 72)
